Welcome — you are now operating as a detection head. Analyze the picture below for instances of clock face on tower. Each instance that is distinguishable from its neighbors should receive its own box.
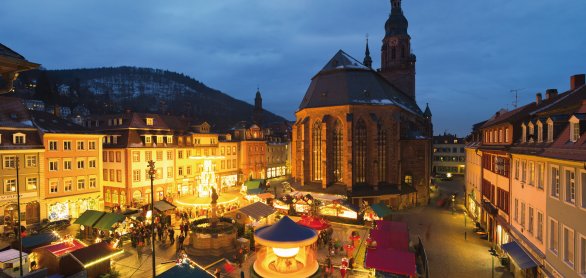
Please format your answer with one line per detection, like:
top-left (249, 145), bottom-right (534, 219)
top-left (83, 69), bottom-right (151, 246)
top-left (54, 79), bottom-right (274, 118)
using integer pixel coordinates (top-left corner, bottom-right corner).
top-left (390, 38), bottom-right (399, 46)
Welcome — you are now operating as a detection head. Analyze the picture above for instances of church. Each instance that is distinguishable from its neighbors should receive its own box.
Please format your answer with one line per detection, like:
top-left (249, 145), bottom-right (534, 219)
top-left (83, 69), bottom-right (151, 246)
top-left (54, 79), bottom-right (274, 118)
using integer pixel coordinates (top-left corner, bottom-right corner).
top-left (291, 0), bottom-right (433, 208)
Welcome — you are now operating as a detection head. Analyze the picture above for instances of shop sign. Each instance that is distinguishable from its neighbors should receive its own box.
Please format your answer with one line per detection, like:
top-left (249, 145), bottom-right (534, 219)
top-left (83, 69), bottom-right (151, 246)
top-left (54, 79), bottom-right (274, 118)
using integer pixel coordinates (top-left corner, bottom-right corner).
top-left (0, 192), bottom-right (37, 201)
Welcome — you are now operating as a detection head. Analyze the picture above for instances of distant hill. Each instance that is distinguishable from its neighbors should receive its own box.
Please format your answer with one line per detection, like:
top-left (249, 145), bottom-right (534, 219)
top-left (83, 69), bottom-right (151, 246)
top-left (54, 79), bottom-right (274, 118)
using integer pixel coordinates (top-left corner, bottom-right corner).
top-left (13, 66), bottom-right (287, 131)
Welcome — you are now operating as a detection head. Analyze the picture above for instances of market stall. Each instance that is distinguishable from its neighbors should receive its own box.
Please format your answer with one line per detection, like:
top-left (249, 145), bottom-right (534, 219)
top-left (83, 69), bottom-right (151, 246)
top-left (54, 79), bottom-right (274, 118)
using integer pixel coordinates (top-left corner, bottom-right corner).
top-left (0, 249), bottom-right (30, 277)
top-left (318, 200), bottom-right (359, 219)
top-left (59, 241), bottom-right (123, 278)
top-left (31, 238), bottom-right (87, 275)
top-left (153, 200), bottom-right (176, 226)
top-left (365, 220), bottom-right (417, 277)
top-left (363, 203), bottom-right (393, 221)
top-left (232, 201), bottom-right (276, 227)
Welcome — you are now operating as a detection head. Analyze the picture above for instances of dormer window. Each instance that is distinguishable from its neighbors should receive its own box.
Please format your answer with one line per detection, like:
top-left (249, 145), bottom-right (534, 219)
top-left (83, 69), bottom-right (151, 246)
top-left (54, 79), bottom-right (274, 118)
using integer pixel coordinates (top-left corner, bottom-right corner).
top-left (145, 135), bottom-right (152, 144)
top-left (166, 135), bottom-right (173, 144)
top-left (528, 122), bottom-right (534, 143)
top-left (569, 116), bottom-right (581, 143)
top-left (537, 121), bottom-right (543, 143)
top-left (505, 128), bottom-right (509, 143)
top-left (13, 133), bottom-right (26, 144)
top-left (156, 136), bottom-right (163, 144)
top-left (521, 123), bottom-right (527, 143)
top-left (547, 118), bottom-right (554, 142)
top-left (146, 118), bottom-right (154, 126)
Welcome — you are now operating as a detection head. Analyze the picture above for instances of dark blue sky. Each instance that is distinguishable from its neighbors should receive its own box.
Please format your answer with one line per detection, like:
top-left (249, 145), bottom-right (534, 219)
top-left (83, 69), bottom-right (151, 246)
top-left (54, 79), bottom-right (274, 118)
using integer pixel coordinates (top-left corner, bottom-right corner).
top-left (3, 0), bottom-right (585, 136)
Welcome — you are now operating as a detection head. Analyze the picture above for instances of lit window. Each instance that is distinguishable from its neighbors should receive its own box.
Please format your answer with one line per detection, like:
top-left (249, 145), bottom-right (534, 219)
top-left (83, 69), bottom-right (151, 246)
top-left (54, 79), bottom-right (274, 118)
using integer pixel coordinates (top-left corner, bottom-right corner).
top-left (50, 180), bottom-right (59, 193)
top-left (133, 170), bottom-right (141, 182)
top-left (25, 155), bottom-right (37, 168)
top-left (146, 118), bottom-right (154, 125)
top-left (26, 177), bottom-right (38, 190)
top-left (4, 179), bottom-right (16, 192)
top-left (133, 151), bottom-right (140, 162)
top-left (13, 133), bottom-right (26, 144)
top-left (64, 180), bottom-right (72, 192)
top-left (145, 136), bottom-right (152, 144)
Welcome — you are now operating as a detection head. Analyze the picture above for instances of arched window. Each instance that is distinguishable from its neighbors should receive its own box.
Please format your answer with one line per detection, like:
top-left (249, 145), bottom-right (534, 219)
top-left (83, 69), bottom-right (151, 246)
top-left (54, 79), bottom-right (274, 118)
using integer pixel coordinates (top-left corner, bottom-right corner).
top-left (377, 124), bottom-right (387, 182)
top-left (354, 119), bottom-right (367, 183)
top-left (332, 120), bottom-right (343, 182)
top-left (404, 175), bottom-right (413, 186)
top-left (391, 47), bottom-right (396, 60)
top-left (312, 121), bottom-right (322, 181)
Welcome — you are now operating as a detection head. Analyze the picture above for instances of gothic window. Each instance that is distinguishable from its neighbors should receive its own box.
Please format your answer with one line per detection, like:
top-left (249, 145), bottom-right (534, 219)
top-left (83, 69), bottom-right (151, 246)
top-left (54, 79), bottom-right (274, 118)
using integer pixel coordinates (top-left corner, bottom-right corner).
top-left (377, 124), bottom-right (387, 182)
top-left (312, 121), bottom-right (322, 181)
top-left (401, 46), bottom-right (405, 58)
top-left (354, 119), bottom-right (367, 183)
top-left (391, 47), bottom-right (396, 60)
top-left (332, 120), bottom-right (343, 182)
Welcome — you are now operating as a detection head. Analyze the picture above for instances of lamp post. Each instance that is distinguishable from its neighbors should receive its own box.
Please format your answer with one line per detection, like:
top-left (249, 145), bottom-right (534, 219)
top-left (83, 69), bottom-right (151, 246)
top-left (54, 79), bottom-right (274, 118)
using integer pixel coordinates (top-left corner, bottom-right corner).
top-left (147, 160), bottom-right (156, 277)
top-left (488, 247), bottom-right (498, 278)
top-left (16, 157), bottom-right (23, 277)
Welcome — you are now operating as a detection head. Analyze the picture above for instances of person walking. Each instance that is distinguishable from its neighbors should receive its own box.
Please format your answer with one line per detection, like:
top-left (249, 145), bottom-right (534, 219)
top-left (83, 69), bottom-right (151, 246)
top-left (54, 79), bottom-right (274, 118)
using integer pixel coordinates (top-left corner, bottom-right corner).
top-left (169, 227), bottom-right (175, 244)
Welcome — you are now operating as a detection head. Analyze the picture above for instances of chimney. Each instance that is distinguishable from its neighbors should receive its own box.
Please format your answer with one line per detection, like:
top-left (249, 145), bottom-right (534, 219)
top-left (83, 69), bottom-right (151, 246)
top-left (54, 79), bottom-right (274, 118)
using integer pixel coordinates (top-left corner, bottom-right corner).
top-left (545, 89), bottom-right (558, 100)
top-left (536, 93), bottom-right (542, 105)
top-left (570, 74), bottom-right (585, 90)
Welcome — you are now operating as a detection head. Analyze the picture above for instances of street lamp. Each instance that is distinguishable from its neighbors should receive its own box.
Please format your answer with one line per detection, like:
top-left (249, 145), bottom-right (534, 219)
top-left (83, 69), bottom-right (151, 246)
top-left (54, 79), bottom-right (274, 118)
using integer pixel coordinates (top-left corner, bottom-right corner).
top-left (15, 157), bottom-right (23, 277)
top-left (147, 160), bottom-right (156, 277)
top-left (488, 247), bottom-right (498, 278)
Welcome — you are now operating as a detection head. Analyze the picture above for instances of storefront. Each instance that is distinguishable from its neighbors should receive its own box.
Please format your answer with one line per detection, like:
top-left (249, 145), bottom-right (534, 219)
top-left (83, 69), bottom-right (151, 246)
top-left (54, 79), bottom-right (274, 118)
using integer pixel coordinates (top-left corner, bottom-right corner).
top-left (266, 166), bottom-right (287, 179)
top-left (46, 193), bottom-right (101, 221)
top-left (220, 174), bottom-right (238, 191)
top-left (1, 192), bottom-right (39, 225)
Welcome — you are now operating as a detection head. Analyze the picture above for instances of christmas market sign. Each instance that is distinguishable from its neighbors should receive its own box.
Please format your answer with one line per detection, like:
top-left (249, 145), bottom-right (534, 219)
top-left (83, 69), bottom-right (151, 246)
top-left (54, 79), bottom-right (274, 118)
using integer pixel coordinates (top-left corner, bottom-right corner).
top-left (0, 192), bottom-right (37, 201)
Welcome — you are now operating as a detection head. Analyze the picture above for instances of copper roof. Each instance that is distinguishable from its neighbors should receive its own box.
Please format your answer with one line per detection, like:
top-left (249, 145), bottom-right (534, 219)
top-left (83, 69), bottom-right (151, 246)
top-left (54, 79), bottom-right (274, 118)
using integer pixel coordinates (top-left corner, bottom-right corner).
top-left (298, 50), bottom-right (423, 116)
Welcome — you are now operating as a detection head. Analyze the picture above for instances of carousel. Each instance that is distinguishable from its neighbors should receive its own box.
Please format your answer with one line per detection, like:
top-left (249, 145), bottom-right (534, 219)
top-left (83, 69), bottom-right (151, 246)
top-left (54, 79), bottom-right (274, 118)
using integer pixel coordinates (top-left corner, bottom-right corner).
top-left (253, 216), bottom-right (319, 278)
top-left (174, 156), bottom-right (241, 215)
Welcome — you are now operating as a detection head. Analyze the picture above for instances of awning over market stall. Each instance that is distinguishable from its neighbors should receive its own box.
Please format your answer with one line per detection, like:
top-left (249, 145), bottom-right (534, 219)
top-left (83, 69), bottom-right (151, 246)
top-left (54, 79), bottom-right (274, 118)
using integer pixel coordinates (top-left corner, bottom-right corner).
top-left (297, 215), bottom-right (330, 231)
top-left (67, 242), bottom-right (123, 268)
top-left (153, 200), bottom-right (176, 212)
top-left (73, 210), bottom-right (105, 227)
top-left (238, 202), bottom-right (276, 221)
top-left (14, 233), bottom-right (60, 253)
top-left (366, 220), bottom-right (417, 277)
top-left (370, 203), bottom-right (392, 218)
top-left (156, 264), bottom-right (214, 278)
top-left (244, 180), bottom-right (266, 195)
top-left (246, 188), bottom-right (264, 195)
top-left (501, 241), bottom-right (538, 269)
top-left (92, 213), bottom-right (125, 231)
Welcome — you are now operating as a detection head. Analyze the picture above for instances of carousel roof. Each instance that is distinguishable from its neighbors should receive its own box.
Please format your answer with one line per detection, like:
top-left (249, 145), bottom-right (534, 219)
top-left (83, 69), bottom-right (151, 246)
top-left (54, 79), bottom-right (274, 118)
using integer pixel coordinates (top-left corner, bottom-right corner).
top-left (297, 215), bottom-right (331, 231)
top-left (255, 216), bottom-right (317, 247)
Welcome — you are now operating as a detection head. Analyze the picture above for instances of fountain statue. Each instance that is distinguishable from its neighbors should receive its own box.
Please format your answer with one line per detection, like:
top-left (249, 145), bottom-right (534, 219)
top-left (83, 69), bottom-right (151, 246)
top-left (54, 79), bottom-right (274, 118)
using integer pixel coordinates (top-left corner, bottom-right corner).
top-left (210, 187), bottom-right (219, 228)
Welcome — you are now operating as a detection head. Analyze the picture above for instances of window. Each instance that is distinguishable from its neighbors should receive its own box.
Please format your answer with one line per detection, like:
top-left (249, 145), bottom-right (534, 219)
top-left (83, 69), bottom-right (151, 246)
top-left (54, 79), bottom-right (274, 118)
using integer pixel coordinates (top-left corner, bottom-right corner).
top-left (178, 151), bottom-right (183, 159)
top-left (3, 155), bottom-right (16, 169)
top-left (157, 136), bottom-right (163, 144)
top-left (582, 172), bottom-right (586, 209)
top-left (133, 170), bottom-right (141, 182)
top-left (89, 177), bottom-right (96, 188)
top-left (537, 163), bottom-right (544, 190)
top-left (377, 124), bottom-right (387, 182)
top-left (49, 140), bottom-right (58, 151)
top-left (312, 121), bottom-right (323, 181)
top-left (550, 219), bottom-right (559, 254)
top-left (110, 169), bottom-right (115, 181)
top-left (25, 155), bottom-right (37, 167)
top-left (166, 135), bottom-right (173, 143)
top-left (564, 226), bottom-right (575, 267)
top-left (514, 198), bottom-right (519, 222)
top-left (103, 151), bottom-right (107, 162)
top-left (552, 166), bottom-right (560, 198)
top-left (109, 151), bottom-right (114, 162)
top-left (64, 179), bottom-right (72, 192)
top-left (50, 180), bottom-right (58, 193)
top-left (145, 136), bottom-right (152, 144)
top-left (156, 168), bottom-right (163, 179)
top-left (521, 160), bottom-right (527, 182)
top-left (166, 151), bottom-right (173, 160)
top-left (537, 211), bottom-right (544, 242)
top-left (528, 207), bottom-right (534, 234)
top-left (505, 128), bottom-right (509, 143)
top-left (133, 151), bottom-right (140, 162)
top-left (116, 152), bottom-right (121, 162)
top-left (547, 120), bottom-right (554, 142)
top-left (105, 190), bottom-right (111, 202)
top-left (578, 235), bottom-right (586, 277)
top-left (89, 141), bottom-right (96, 150)
top-left (566, 170), bottom-right (576, 204)
top-left (333, 120), bottom-right (344, 182)
top-left (178, 167), bottom-right (183, 176)
top-left (26, 177), bottom-right (37, 190)
top-left (64, 159), bottom-right (72, 170)
top-left (520, 202), bottom-right (526, 228)
top-left (77, 141), bottom-right (85, 150)
top-left (77, 159), bottom-right (85, 169)
top-left (522, 124), bottom-right (527, 143)
top-left (528, 161), bottom-right (535, 186)
top-left (145, 151), bottom-right (152, 161)
top-left (77, 178), bottom-right (85, 190)
top-left (4, 179), bottom-right (16, 192)
top-left (13, 133), bottom-right (25, 144)
top-left (167, 167), bottom-right (173, 178)
top-left (63, 141), bottom-right (72, 150)
top-left (354, 119), bottom-right (367, 183)
top-left (514, 160), bottom-right (519, 180)
top-left (49, 160), bottom-right (58, 171)
top-left (570, 121), bottom-right (580, 143)
top-left (146, 118), bottom-right (154, 126)
top-left (89, 159), bottom-right (96, 168)
top-left (156, 151), bottom-right (163, 161)
top-left (187, 166), bottom-right (192, 175)
top-left (103, 169), bottom-right (108, 181)
top-left (537, 122), bottom-right (543, 143)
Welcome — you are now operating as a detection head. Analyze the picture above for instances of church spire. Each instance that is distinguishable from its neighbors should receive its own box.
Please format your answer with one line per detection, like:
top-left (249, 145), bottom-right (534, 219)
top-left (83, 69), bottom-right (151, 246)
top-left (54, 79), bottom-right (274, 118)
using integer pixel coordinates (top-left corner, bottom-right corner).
top-left (363, 35), bottom-right (372, 68)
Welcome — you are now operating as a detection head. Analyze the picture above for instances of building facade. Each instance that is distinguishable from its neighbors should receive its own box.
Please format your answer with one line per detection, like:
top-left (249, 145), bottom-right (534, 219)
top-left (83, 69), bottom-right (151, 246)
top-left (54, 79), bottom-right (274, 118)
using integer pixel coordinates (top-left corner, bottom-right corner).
top-left (292, 0), bottom-right (432, 208)
top-left (433, 134), bottom-right (466, 176)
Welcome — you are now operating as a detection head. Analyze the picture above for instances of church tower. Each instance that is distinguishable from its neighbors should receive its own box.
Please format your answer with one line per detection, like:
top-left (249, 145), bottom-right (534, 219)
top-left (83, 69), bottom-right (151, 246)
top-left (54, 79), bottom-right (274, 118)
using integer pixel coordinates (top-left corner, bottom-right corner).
top-left (252, 88), bottom-right (263, 125)
top-left (380, 0), bottom-right (416, 99)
